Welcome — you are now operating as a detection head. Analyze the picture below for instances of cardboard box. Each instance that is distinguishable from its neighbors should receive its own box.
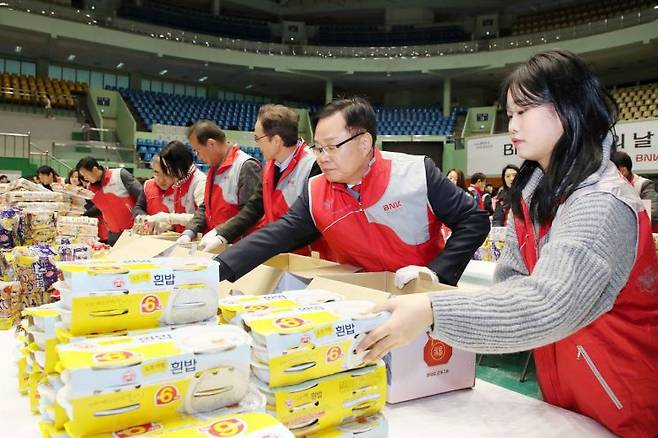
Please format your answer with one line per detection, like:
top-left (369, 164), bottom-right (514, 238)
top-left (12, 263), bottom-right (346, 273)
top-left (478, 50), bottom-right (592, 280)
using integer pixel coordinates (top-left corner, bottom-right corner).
top-left (245, 300), bottom-right (389, 387)
top-left (86, 411), bottom-right (292, 438)
top-left (107, 235), bottom-right (179, 260)
top-left (110, 233), bottom-right (225, 259)
top-left (308, 273), bottom-right (476, 403)
top-left (264, 253), bottom-right (360, 278)
top-left (220, 254), bottom-right (360, 298)
top-left (256, 362), bottom-right (386, 436)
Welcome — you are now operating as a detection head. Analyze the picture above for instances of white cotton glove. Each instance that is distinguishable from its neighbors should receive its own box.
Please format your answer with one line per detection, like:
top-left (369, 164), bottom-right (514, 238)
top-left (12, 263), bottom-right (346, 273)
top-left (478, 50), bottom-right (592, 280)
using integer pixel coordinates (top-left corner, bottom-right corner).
top-left (394, 265), bottom-right (439, 289)
top-left (176, 230), bottom-right (195, 245)
top-left (198, 229), bottom-right (228, 253)
top-left (146, 212), bottom-right (173, 234)
top-left (148, 212), bottom-right (170, 224)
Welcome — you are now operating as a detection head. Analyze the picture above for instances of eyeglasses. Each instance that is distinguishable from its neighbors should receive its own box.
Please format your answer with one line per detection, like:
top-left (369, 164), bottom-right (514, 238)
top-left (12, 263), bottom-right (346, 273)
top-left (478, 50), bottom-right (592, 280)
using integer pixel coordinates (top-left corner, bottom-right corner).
top-left (310, 131), bottom-right (366, 156)
top-left (254, 134), bottom-right (268, 142)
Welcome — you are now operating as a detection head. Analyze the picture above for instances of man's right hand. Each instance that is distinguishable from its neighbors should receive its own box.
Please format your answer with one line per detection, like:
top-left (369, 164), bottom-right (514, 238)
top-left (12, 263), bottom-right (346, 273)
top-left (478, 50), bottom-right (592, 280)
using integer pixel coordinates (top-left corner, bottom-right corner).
top-left (176, 230), bottom-right (195, 244)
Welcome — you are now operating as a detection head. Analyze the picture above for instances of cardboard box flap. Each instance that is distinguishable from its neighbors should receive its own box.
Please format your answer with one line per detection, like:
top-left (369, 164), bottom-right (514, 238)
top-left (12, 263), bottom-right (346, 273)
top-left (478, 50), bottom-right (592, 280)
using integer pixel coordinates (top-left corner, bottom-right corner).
top-left (219, 265), bottom-right (299, 298)
top-left (316, 271), bottom-right (454, 294)
top-left (263, 253), bottom-right (359, 275)
top-left (164, 244), bottom-right (219, 259)
top-left (110, 231), bottom-right (139, 250)
top-left (306, 277), bottom-right (391, 304)
top-left (106, 236), bottom-right (177, 260)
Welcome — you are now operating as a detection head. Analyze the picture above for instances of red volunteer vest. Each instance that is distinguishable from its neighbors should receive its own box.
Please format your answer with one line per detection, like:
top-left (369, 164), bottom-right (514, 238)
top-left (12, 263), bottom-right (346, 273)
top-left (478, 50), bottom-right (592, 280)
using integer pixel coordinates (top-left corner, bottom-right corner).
top-left (171, 166), bottom-right (206, 233)
top-left (262, 143), bottom-right (315, 223)
top-left (89, 169), bottom-right (137, 233)
top-left (261, 143), bottom-right (333, 258)
top-left (204, 146), bottom-right (257, 232)
top-left (309, 149), bottom-right (444, 271)
top-left (143, 179), bottom-right (174, 216)
top-left (468, 184), bottom-right (485, 209)
top-left (97, 215), bottom-right (109, 242)
top-left (514, 164), bottom-right (658, 437)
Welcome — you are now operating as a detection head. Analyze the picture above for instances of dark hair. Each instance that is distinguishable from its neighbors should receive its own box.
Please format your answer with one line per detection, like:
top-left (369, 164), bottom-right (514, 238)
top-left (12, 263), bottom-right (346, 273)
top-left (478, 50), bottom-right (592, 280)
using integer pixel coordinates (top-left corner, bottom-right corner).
top-left (37, 165), bottom-right (58, 177)
top-left (187, 120), bottom-right (226, 145)
top-left (65, 169), bottom-right (81, 186)
top-left (314, 97), bottom-right (377, 147)
top-left (500, 164), bottom-right (520, 190)
top-left (610, 150), bottom-right (632, 172)
top-left (76, 156), bottom-right (103, 172)
top-left (160, 140), bottom-right (195, 180)
top-left (501, 49), bottom-right (617, 224)
top-left (258, 104), bottom-right (299, 147)
top-left (470, 172), bottom-right (486, 185)
top-left (447, 168), bottom-right (467, 191)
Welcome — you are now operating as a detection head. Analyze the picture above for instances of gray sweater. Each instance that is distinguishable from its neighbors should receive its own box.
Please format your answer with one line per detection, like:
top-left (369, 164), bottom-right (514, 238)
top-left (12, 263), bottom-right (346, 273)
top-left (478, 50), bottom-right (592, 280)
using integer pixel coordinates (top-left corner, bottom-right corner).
top-left (429, 139), bottom-right (637, 354)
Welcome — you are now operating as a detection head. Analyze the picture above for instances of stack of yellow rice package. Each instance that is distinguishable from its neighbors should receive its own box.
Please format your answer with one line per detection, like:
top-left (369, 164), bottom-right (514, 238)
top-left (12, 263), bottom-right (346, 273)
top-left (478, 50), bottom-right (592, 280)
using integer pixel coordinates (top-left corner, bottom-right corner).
top-left (219, 289), bottom-right (390, 437)
top-left (15, 257), bottom-right (293, 437)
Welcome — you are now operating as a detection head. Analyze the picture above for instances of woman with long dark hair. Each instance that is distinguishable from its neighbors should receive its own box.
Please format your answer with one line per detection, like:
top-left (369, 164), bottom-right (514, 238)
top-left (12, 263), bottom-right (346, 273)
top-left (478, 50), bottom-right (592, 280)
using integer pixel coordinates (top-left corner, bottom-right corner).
top-left (358, 49), bottom-right (658, 436)
top-left (446, 168), bottom-right (468, 191)
top-left (491, 164), bottom-right (519, 226)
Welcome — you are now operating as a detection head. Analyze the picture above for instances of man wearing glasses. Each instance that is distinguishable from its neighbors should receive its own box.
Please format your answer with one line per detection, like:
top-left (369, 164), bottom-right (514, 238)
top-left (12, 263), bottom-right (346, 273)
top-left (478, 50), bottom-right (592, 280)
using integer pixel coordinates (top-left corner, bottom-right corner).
top-left (203, 104), bottom-right (330, 256)
top-left (216, 97), bottom-right (489, 287)
top-left (176, 121), bottom-right (261, 249)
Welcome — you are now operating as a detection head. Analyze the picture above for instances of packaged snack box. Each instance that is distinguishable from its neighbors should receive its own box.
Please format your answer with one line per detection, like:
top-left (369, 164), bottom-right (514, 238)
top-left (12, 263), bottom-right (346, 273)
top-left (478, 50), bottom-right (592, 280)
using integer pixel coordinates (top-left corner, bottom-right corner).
top-left (256, 363), bottom-right (386, 436)
top-left (245, 301), bottom-right (389, 387)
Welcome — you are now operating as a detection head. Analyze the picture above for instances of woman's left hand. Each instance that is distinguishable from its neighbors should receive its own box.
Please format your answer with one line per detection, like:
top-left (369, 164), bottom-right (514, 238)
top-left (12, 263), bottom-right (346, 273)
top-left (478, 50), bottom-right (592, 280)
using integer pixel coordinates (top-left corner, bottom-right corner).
top-left (357, 293), bottom-right (434, 363)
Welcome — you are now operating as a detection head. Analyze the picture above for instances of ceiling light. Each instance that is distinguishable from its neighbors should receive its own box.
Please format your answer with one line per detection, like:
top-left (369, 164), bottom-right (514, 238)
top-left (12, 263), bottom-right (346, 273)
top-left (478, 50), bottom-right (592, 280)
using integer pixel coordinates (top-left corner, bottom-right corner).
top-left (67, 54), bottom-right (76, 61)
top-left (159, 69), bottom-right (168, 75)
top-left (116, 62), bottom-right (124, 68)
top-left (199, 76), bottom-right (207, 82)
top-left (14, 46), bottom-right (22, 53)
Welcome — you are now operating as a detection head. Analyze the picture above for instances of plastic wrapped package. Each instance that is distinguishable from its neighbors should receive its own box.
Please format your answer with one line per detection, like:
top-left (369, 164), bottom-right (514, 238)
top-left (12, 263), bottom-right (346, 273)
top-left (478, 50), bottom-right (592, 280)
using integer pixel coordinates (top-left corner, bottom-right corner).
top-left (22, 210), bottom-right (58, 245)
top-left (256, 363), bottom-right (386, 436)
top-left (55, 244), bottom-right (92, 262)
top-left (56, 324), bottom-right (252, 437)
top-left (244, 301), bottom-right (390, 387)
top-left (0, 281), bottom-right (22, 329)
top-left (86, 411), bottom-right (292, 438)
top-left (301, 413), bottom-right (388, 438)
top-left (14, 245), bottom-right (59, 307)
top-left (6, 178), bottom-right (50, 193)
top-left (132, 215), bottom-right (157, 235)
top-left (0, 208), bottom-right (24, 249)
top-left (218, 289), bottom-right (344, 325)
top-left (0, 249), bottom-right (16, 281)
top-left (51, 182), bottom-right (94, 200)
top-left (1, 191), bottom-right (68, 204)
